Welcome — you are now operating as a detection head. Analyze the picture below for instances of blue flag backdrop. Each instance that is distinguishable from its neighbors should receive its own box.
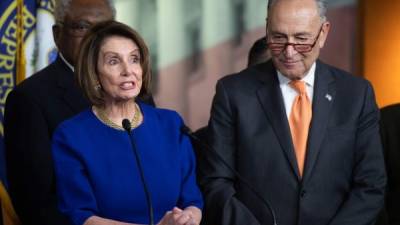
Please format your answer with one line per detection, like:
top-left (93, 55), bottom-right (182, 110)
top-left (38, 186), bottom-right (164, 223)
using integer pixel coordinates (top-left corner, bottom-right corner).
top-left (0, 0), bottom-right (36, 188)
top-left (1, 1), bottom-right (55, 224)
top-left (0, 0), bottom-right (56, 184)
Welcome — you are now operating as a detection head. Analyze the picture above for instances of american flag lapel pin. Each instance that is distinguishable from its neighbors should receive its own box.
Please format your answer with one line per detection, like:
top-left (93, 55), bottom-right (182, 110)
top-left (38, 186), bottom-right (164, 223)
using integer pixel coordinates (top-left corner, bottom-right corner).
top-left (325, 94), bottom-right (332, 101)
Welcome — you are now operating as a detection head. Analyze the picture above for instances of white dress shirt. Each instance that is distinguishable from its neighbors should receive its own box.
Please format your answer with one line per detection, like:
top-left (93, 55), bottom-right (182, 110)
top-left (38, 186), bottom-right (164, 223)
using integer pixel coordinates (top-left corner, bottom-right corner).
top-left (277, 62), bottom-right (316, 119)
top-left (59, 53), bottom-right (74, 72)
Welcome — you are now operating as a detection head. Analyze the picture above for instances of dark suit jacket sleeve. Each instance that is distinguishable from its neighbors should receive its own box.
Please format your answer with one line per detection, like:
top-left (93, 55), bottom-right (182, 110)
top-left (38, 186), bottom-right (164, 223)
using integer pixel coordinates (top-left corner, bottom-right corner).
top-left (4, 89), bottom-right (71, 225)
top-left (380, 105), bottom-right (400, 225)
top-left (199, 80), bottom-right (261, 225)
top-left (328, 82), bottom-right (386, 225)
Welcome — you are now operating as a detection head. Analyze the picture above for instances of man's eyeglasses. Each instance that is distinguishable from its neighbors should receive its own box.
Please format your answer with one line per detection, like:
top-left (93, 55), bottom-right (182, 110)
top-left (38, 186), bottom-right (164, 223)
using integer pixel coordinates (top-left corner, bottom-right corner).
top-left (58, 21), bottom-right (92, 37)
top-left (267, 25), bottom-right (324, 53)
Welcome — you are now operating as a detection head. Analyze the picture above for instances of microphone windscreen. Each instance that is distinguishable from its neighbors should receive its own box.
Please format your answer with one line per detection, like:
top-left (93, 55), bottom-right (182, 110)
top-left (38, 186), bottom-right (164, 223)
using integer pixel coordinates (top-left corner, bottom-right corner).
top-left (122, 119), bottom-right (131, 131)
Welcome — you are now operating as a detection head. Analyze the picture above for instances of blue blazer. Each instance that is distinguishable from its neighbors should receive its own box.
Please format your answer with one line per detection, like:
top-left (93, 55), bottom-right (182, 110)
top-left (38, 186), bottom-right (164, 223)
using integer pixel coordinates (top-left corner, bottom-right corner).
top-left (52, 103), bottom-right (203, 225)
top-left (200, 60), bottom-right (386, 225)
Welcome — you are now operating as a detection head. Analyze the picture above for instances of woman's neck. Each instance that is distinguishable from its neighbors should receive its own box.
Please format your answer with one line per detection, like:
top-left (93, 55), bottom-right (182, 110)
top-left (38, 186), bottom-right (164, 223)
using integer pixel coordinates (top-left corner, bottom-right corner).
top-left (106, 100), bottom-right (136, 119)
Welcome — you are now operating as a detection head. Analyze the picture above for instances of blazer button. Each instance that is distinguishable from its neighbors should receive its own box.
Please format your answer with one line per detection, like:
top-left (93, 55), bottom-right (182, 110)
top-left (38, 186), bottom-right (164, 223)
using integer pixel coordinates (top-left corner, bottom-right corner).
top-left (300, 190), bottom-right (307, 198)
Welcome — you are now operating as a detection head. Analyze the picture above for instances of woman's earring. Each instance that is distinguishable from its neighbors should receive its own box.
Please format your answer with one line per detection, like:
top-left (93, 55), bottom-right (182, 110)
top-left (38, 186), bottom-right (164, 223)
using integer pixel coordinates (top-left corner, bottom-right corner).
top-left (94, 82), bottom-right (101, 90)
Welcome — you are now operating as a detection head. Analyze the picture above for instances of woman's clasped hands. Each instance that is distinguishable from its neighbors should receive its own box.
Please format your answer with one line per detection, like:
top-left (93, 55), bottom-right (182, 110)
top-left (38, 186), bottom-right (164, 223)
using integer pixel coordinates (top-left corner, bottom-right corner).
top-left (158, 207), bottom-right (200, 225)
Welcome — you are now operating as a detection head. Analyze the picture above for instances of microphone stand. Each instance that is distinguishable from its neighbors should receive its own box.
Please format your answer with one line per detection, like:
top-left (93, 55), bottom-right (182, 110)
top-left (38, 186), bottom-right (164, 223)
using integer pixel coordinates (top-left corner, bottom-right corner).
top-left (182, 126), bottom-right (278, 225)
top-left (123, 119), bottom-right (154, 225)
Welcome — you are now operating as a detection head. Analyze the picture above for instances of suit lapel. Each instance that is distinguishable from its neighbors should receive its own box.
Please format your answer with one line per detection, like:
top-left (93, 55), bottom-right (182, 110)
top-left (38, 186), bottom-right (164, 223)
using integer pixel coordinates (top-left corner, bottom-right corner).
top-left (55, 57), bottom-right (89, 113)
top-left (255, 62), bottom-right (301, 179)
top-left (303, 61), bottom-right (336, 182)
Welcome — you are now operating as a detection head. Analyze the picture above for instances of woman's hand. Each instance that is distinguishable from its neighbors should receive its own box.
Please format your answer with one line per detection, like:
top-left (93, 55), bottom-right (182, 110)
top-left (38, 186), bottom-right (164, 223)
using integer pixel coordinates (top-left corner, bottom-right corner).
top-left (158, 206), bottom-right (201, 225)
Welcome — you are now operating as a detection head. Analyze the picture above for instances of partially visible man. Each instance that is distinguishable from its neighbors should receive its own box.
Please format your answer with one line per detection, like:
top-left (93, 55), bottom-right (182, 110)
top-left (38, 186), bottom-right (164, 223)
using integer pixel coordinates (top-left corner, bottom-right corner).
top-left (380, 103), bottom-right (400, 225)
top-left (4, 0), bottom-right (115, 224)
top-left (247, 36), bottom-right (270, 67)
top-left (200, 0), bottom-right (386, 225)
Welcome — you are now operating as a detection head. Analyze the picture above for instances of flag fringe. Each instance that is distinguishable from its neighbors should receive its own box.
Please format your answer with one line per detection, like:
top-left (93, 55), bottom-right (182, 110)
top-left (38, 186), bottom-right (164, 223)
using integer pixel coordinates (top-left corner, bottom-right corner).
top-left (16, 0), bottom-right (26, 84)
top-left (0, 182), bottom-right (20, 225)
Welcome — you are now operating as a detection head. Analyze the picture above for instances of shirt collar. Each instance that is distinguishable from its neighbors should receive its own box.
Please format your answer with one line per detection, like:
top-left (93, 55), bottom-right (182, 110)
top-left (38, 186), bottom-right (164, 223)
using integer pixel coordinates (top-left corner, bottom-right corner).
top-left (59, 53), bottom-right (74, 72)
top-left (277, 62), bottom-right (316, 87)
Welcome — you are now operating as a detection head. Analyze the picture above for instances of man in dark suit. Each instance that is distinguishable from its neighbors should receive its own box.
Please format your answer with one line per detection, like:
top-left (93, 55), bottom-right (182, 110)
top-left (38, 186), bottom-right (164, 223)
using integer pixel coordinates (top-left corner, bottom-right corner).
top-left (3, 0), bottom-right (115, 224)
top-left (380, 104), bottom-right (400, 225)
top-left (199, 0), bottom-right (386, 225)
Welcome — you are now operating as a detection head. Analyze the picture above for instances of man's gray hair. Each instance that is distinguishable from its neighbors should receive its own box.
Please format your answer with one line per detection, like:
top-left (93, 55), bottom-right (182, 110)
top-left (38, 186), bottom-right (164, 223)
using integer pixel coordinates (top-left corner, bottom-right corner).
top-left (267, 0), bottom-right (327, 22)
top-left (54, 0), bottom-right (116, 23)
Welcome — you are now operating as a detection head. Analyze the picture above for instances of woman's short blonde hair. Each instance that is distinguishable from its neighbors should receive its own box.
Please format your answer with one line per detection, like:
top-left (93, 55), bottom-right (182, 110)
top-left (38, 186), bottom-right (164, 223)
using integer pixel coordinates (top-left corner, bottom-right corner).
top-left (75, 20), bottom-right (151, 106)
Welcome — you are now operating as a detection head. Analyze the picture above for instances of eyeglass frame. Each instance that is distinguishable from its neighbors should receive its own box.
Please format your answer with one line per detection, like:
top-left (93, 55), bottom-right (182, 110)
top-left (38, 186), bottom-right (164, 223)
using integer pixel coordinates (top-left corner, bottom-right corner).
top-left (56, 20), bottom-right (92, 37)
top-left (266, 24), bottom-right (325, 54)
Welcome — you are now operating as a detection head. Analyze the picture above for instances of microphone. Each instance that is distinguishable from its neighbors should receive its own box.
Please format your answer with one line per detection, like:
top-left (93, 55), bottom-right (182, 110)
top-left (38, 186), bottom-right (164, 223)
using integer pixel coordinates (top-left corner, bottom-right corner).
top-left (181, 125), bottom-right (278, 225)
top-left (122, 119), bottom-right (154, 225)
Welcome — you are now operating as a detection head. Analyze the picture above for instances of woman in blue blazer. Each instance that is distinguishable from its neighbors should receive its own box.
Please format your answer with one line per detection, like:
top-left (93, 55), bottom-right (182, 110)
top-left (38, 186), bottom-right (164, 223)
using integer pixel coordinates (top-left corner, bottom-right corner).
top-left (52, 21), bottom-right (203, 225)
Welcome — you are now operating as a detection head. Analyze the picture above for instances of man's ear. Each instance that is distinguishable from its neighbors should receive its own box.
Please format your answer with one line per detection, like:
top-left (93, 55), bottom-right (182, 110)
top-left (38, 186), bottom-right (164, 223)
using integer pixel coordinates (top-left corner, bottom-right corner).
top-left (319, 22), bottom-right (331, 48)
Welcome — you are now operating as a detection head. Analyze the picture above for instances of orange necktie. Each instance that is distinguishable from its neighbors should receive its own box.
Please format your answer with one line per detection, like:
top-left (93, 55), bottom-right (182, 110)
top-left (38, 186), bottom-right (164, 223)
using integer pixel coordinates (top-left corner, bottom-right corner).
top-left (289, 80), bottom-right (312, 177)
